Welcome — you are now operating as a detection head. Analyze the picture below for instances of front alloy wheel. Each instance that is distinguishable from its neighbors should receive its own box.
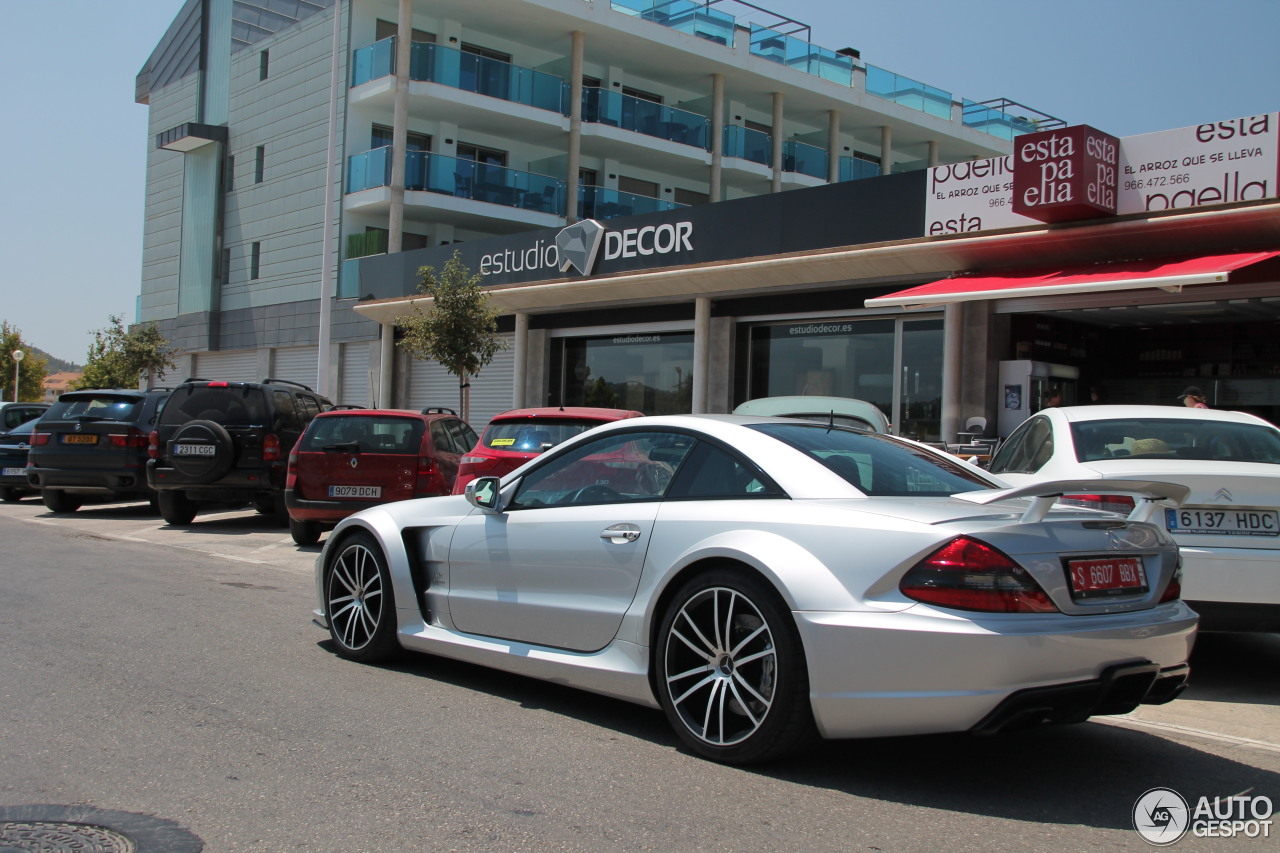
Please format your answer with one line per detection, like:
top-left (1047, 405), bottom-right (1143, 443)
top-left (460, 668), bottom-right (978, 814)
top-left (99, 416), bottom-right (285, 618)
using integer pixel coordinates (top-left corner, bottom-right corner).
top-left (656, 570), bottom-right (816, 764)
top-left (325, 532), bottom-right (397, 662)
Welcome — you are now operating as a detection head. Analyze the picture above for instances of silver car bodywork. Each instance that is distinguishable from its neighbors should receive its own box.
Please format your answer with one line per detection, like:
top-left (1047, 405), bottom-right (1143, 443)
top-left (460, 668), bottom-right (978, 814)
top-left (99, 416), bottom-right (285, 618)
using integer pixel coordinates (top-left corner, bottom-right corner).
top-left (315, 415), bottom-right (1197, 756)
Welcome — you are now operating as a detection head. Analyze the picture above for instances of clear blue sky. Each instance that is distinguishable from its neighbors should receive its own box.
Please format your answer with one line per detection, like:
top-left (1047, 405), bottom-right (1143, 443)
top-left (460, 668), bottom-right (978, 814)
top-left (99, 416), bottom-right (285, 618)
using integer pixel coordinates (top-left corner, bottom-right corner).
top-left (2, 0), bottom-right (1277, 365)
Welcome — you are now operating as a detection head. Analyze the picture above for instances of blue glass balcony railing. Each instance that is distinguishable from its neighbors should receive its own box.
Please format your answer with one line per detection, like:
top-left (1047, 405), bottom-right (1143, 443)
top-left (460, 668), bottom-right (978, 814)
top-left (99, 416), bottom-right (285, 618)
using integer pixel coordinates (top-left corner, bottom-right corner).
top-left (352, 38), bottom-right (569, 114)
top-left (611, 0), bottom-right (735, 45)
top-left (346, 147), bottom-right (567, 214)
top-left (749, 24), bottom-right (854, 85)
top-left (581, 87), bottom-right (709, 148)
top-left (722, 125), bottom-right (771, 165)
top-left (962, 99), bottom-right (1040, 140)
top-left (351, 37), bottom-right (395, 86)
top-left (839, 156), bottom-right (880, 182)
top-left (782, 140), bottom-right (828, 179)
top-left (865, 65), bottom-right (952, 119)
top-left (409, 42), bottom-right (569, 114)
top-left (578, 185), bottom-right (683, 220)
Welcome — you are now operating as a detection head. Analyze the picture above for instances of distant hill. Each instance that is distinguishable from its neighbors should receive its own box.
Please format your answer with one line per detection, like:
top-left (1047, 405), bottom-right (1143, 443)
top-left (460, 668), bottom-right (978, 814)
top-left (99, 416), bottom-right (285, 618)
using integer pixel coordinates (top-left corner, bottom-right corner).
top-left (27, 345), bottom-right (81, 375)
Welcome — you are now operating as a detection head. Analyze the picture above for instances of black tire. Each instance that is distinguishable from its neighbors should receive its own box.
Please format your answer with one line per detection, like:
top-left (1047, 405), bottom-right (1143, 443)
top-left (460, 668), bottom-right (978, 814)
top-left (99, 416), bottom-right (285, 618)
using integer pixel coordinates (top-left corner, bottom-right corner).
top-left (168, 419), bottom-right (235, 484)
top-left (324, 531), bottom-right (398, 663)
top-left (158, 490), bottom-right (198, 525)
top-left (42, 490), bottom-right (82, 513)
top-left (289, 516), bottom-right (321, 546)
top-left (0, 487), bottom-right (21, 503)
top-left (654, 568), bottom-right (817, 764)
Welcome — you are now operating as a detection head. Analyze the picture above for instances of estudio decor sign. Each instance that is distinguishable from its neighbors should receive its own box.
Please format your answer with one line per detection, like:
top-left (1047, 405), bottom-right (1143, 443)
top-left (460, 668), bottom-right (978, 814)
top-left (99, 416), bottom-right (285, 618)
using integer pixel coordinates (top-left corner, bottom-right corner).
top-left (1012, 124), bottom-right (1119, 223)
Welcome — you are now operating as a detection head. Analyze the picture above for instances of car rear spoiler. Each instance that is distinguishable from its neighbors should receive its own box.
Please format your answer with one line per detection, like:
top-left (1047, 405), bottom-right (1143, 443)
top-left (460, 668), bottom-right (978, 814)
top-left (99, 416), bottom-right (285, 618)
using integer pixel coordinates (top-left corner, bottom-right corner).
top-left (954, 479), bottom-right (1191, 524)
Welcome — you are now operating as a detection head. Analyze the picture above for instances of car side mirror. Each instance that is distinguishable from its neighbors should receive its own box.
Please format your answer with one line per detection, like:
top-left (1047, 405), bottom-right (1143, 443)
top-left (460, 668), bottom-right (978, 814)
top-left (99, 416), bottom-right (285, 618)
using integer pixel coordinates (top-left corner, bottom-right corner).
top-left (466, 476), bottom-right (504, 511)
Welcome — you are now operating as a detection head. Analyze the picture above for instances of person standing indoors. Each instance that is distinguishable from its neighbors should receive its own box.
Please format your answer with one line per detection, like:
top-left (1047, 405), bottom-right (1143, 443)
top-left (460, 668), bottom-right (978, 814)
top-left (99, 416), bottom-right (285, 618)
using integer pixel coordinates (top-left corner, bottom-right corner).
top-left (1179, 386), bottom-right (1209, 408)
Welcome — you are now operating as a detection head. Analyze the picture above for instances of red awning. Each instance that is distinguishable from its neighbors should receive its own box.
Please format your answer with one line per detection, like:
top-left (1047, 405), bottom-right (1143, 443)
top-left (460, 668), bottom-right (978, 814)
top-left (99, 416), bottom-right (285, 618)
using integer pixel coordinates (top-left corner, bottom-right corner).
top-left (864, 250), bottom-right (1280, 310)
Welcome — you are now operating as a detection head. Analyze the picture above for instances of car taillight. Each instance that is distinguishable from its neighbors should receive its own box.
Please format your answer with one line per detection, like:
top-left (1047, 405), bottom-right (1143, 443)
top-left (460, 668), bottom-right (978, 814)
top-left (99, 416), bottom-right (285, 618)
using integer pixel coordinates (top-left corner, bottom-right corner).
top-left (1060, 494), bottom-right (1136, 514)
top-left (1160, 558), bottom-right (1183, 603)
top-left (415, 456), bottom-right (445, 497)
top-left (900, 536), bottom-right (1059, 613)
top-left (31, 431), bottom-right (50, 446)
top-left (109, 428), bottom-right (150, 449)
top-left (285, 447), bottom-right (299, 488)
top-left (459, 454), bottom-right (497, 471)
top-left (148, 430), bottom-right (160, 459)
top-left (263, 433), bottom-right (282, 461)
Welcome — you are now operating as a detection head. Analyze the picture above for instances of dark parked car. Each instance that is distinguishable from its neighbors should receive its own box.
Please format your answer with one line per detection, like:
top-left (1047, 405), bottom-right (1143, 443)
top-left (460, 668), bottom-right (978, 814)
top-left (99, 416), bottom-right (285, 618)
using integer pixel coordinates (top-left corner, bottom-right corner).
top-left (0, 401), bottom-right (50, 431)
top-left (147, 378), bottom-right (331, 525)
top-left (26, 388), bottom-right (171, 513)
top-left (452, 406), bottom-right (644, 495)
top-left (0, 419), bottom-right (39, 502)
top-left (285, 407), bottom-right (477, 545)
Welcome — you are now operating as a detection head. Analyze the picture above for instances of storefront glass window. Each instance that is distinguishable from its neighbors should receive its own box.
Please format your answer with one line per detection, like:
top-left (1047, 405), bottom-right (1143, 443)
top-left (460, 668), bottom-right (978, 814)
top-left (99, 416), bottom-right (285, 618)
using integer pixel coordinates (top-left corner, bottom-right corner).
top-left (560, 332), bottom-right (694, 414)
top-left (747, 317), bottom-right (944, 440)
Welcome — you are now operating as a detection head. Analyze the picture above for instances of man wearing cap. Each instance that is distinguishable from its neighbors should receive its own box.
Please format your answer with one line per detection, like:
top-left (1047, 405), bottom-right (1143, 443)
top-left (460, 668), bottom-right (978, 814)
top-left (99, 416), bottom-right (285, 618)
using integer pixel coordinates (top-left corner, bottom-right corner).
top-left (1179, 386), bottom-right (1209, 408)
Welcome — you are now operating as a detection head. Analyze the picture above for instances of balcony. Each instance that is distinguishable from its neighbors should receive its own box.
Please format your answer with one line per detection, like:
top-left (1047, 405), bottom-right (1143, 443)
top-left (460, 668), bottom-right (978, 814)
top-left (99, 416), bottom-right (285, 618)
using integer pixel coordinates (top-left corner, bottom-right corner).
top-left (352, 37), bottom-right (569, 115)
top-left (865, 65), bottom-right (952, 120)
top-left (782, 140), bottom-right (828, 179)
top-left (749, 25), bottom-right (855, 86)
top-left (839, 155), bottom-right (880, 182)
top-left (581, 87), bottom-right (710, 149)
top-left (578, 185), bottom-right (684, 220)
top-left (963, 98), bottom-right (1064, 140)
top-left (722, 125), bottom-right (771, 165)
top-left (346, 147), bottom-right (567, 215)
top-left (611, 0), bottom-right (736, 45)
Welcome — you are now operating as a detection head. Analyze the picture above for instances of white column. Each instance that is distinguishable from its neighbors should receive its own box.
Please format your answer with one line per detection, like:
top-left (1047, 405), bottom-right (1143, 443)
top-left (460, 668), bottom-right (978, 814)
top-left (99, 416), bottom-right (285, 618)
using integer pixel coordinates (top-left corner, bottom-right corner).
top-left (827, 109), bottom-right (840, 183)
top-left (378, 322), bottom-right (395, 408)
top-left (565, 31), bottom-right (584, 221)
top-left (941, 303), bottom-right (963, 443)
top-left (388, 0), bottom-right (411, 253)
top-left (315, 0), bottom-right (342, 397)
top-left (880, 125), bottom-right (893, 176)
top-left (692, 297), bottom-right (711, 414)
top-left (710, 73), bottom-right (724, 201)
top-left (770, 93), bottom-right (784, 193)
top-left (513, 312), bottom-right (529, 408)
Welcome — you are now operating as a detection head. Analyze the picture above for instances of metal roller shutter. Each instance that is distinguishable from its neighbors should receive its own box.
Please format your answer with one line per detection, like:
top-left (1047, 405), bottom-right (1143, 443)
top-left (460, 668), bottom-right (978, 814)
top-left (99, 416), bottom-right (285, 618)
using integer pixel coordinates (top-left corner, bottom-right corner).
top-left (195, 349), bottom-right (259, 382)
top-left (407, 336), bottom-right (514, 431)
top-left (339, 342), bottom-right (371, 408)
top-left (271, 346), bottom-right (319, 390)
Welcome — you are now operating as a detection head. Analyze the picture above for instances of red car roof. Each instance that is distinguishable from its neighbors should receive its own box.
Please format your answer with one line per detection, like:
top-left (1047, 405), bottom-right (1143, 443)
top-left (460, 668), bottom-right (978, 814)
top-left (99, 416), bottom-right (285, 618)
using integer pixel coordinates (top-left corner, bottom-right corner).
top-left (488, 407), bottom-right (644, 422)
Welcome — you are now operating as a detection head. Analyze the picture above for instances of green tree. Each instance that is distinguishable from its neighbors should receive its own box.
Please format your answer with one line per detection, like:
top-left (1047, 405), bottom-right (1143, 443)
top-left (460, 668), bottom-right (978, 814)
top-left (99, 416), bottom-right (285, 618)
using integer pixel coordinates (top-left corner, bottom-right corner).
top-left (75, 315), bottom-right (177, 390)
top-left (1, 321), bottom-right (49, 402)
top-left (395, 252), bottom-right (505, 421)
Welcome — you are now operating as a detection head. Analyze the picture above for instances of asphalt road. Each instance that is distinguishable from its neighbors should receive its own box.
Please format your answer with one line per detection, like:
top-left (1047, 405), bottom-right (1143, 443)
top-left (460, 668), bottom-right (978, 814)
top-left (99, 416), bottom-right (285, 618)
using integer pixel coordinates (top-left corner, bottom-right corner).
top-left (0, 497), bottom-right (1277, 852)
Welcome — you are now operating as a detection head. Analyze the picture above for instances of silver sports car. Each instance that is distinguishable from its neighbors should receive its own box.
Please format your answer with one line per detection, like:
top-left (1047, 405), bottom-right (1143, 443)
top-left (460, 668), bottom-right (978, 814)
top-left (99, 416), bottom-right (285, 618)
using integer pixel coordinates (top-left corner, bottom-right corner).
top-left (314, 415), bottom-right (1197, 764)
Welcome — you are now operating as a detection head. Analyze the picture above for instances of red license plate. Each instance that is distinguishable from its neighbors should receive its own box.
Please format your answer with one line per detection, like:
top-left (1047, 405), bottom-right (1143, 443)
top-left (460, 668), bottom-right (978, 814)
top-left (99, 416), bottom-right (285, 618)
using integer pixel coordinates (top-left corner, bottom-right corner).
top-left (1067, 557), bottom-right (1148, 598)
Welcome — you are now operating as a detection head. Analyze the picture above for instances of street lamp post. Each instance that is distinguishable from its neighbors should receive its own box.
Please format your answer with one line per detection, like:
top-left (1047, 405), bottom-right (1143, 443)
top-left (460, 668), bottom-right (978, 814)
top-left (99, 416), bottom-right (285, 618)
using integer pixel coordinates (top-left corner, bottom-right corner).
top-left (11, 350), bottom-right (23, 403)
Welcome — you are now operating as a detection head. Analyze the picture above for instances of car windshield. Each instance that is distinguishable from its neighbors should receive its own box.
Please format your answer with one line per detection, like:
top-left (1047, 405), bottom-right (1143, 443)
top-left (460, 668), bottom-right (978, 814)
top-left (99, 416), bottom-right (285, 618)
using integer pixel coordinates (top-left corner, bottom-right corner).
top-left (751, 422), bottom-right (994, 496)
top-left (1071, 418), bottom-right (1280, 464)
top-left (163, 386), bottom-right (268, 427)
top-left (483, 418), bottom-right (606, 453)
top-left (45, 394), bottom-right (140, 422)
top-left (302, 416), bottom-right (425, 454)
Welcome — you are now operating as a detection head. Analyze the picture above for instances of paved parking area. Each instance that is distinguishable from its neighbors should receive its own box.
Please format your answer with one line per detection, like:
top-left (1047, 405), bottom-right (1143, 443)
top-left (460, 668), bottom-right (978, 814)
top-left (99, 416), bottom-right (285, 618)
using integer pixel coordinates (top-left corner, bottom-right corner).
top-left (3, 494), bottom-right (1277, 757)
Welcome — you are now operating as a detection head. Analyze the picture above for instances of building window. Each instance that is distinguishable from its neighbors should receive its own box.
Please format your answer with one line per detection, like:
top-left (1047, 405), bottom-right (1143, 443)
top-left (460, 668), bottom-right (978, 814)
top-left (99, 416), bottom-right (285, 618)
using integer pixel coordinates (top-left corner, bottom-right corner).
top-left (622, 85), bottom-right (663, 105)
top-left (554, 333), bottom-right (694, 415)
top-left (375, 19), bottom-right (436, 43)
top-left (674, 187), bottom-right (709, 206)
top-left (254, 146), bottom-right (265, 183)
top-left (250, 242), bottom-right (261, 280)
top-left (371, 125), bottom-right (431, 151)
top-left (461, 43), bottom-right (511, 63)
top-left (259, 49), bottom-right (269, 81)
top-left (618, 175), bottom-right (659, 198)
top-left (745, 119), bottom-right (772, 135)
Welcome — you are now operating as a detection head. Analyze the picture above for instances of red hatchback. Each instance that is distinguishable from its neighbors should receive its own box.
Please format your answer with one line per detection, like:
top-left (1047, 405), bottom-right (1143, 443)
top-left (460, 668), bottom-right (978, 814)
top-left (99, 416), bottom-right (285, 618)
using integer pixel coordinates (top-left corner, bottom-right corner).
top-left (451, 406), bottom-right (644, 495)
top-left (286, 407), bottom-right (477, 545)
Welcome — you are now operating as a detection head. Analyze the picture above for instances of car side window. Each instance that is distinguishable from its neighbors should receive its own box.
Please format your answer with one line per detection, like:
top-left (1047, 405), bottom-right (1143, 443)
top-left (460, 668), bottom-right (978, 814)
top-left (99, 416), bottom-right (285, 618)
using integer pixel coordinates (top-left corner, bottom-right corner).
top-left (296, 395), bottom-right (321, 424)
top-left (272, 391), bottom-right (299, 432)
top-left (447, 419), bottom-right (478, 454)
top-left (988, 417), bottom-right (1053, 474)
top-left (509, 431), bottom-right (686, 509)
top-left (666, 440), bottom-right (780, 499)
top-left (430, 421), bottom-right (453, 454)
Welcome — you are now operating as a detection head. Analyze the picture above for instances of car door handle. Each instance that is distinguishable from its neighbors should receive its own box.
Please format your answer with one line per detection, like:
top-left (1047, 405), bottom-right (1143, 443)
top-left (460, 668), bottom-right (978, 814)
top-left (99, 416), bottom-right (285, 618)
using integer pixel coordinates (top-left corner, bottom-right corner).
top-left (600, 523), bottom-right (642, 544)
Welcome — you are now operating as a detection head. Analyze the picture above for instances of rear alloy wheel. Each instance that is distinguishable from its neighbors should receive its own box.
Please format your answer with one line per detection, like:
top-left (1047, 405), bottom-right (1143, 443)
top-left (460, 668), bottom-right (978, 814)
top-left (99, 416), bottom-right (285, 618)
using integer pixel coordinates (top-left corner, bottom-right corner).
top-left (325, 532), bottom-right (398, 663)
top-left (289, 516), bottom-right (321, 546)
top-left (656, 569), bottom-right (817, 764)
top-left (158, 490), bottom-right (198, 525)
top-left (42, 490), bottom-right (82, 513)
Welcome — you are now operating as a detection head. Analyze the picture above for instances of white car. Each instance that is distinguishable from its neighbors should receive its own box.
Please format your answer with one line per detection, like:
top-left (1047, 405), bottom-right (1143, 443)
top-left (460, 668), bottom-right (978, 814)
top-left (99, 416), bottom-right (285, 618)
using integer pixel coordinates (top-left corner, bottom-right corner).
top-left (988, 405), bottom-right (1280, 633)
top-left (316, 414), bottom-right (1196, 764)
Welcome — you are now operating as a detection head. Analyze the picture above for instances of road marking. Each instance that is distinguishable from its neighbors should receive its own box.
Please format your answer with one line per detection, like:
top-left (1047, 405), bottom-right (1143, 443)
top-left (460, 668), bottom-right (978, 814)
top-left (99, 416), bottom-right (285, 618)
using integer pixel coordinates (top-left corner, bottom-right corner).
top-left (1101, 716), bottom-right (1280, 754)
top-left (17, 513), bottom-right (268, 565)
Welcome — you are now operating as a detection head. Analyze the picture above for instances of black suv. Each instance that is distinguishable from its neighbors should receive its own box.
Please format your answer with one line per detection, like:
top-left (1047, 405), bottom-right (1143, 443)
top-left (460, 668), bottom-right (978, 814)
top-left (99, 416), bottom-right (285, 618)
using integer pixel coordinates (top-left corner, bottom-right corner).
top-left (27, 388), bottom-right (171, 513)
top-left (147, 378), bottom-right (331, 525)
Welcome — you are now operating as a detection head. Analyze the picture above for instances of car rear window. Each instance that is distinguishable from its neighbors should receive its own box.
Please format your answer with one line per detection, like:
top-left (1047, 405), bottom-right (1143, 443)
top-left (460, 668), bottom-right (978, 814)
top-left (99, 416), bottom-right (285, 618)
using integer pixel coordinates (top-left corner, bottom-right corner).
top-left (162, 386), bottom-right (268, 427)
top-left (301, 415), bottom-right (425, 454)
top-left (482, 418), bottom-right (606, 453)
top-left (751, 422), bottom-right (994, 496)
top-left (1071, 418), bottom-right (1280, 464)
top-left (45, 394), bottom-right (141, 422)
